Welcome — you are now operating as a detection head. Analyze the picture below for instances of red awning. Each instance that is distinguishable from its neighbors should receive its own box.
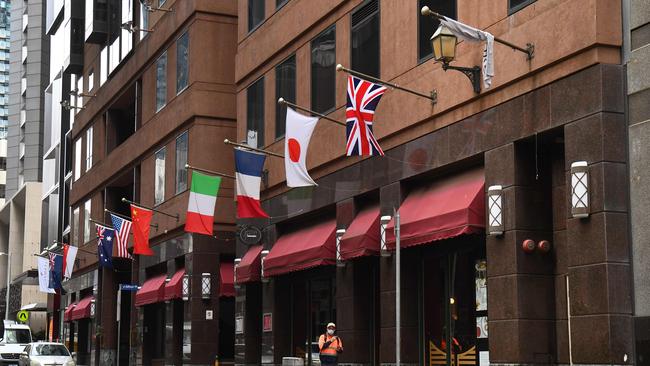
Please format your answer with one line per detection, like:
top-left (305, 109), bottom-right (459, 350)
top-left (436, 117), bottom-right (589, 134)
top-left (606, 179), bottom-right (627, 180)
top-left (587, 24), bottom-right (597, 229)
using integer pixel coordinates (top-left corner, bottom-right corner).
top-left (220, 262), bottom-right (235, 297)
top-left (135, 274), bottom-right (167, 307)
top-left (71, 296), bottom-right (93, 321)
top-left (163, 269), bottom-right (185, 301)
top-left (386, 169), bottom-right (485, 248)
top-left (64, 303), bottom-right (76, 322)
top-left (264, 219), bottom-right (336, 276)
top-left (235, 245), bottom-right (263, 284)
top-left (340, 205), bottom-right (381, 260)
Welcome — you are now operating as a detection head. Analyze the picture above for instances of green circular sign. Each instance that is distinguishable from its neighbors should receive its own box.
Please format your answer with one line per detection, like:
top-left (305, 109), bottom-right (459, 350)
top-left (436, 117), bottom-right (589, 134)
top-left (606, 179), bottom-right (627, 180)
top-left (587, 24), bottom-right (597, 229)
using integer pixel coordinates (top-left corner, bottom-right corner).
top-left (16, 310), bottom-right (28, 323)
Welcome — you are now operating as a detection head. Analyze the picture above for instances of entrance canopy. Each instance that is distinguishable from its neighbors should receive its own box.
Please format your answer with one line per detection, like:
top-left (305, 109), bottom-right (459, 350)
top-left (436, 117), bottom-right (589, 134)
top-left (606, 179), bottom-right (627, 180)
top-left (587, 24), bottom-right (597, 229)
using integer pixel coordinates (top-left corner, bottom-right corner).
top-left (135, 274), bottom-right (167, 307)
top-left (386, 169), bottom-right (485, 248)
top-left (220, 262), bottom-right (235, 297)
top-left (64, 303), bottom-right (76, 322)
top-left (235, 245), bottom-right (263, 284)
top-left (264, 219), bottom-right (336, 276)
top-left (163, 269), bottom-right (185, 301)
top-left (71, 296), bottom-right (94, 321)
top-left (339, 204), bottom-right (381, 260)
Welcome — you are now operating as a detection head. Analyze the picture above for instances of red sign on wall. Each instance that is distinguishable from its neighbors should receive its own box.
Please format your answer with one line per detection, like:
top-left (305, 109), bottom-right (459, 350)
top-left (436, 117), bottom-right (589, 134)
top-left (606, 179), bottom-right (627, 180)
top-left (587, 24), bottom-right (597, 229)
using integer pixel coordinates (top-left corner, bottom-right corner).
top-left (263, 313), bottom-right (272, 332)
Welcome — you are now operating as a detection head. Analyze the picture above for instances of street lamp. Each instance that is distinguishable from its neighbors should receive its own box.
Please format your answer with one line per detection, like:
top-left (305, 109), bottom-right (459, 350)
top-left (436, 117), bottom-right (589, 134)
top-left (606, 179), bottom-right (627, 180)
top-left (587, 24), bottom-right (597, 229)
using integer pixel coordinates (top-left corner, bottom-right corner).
top-left (430, 25), bottom-right (481, 94)
top-left (0, 252), bottom-right (11, 320)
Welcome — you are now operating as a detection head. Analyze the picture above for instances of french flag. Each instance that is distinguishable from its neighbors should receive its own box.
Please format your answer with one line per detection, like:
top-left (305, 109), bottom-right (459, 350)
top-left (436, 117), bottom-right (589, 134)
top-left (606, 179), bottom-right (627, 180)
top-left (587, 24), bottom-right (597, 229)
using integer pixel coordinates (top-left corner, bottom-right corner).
top-left (235, 148), bottom-right (269, 218)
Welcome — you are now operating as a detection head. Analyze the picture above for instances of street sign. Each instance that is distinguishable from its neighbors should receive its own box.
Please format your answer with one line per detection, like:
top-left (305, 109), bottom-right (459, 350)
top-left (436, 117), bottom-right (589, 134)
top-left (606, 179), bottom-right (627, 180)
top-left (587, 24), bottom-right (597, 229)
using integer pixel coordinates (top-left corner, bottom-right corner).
top-left (16, 310), bottom-right (28, 323)
top-left (119, 284), bottom-right (140, 291)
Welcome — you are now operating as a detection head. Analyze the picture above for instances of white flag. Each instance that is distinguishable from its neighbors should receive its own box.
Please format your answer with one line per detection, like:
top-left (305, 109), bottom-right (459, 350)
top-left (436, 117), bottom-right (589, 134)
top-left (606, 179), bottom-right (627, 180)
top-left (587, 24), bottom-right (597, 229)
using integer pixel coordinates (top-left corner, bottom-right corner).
top-left (285, 107), bottom-right (318, 187)
top-left (37, 257), bottom-right (55, 294)
top-left (440, 16), bottom-right (494, 89)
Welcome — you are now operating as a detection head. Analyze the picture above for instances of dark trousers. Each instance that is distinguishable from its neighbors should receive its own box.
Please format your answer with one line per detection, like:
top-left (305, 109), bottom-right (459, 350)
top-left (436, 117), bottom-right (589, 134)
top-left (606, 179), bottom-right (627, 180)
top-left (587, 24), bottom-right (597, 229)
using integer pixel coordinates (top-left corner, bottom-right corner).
top-left (320, 354), bottom-right (338, 365)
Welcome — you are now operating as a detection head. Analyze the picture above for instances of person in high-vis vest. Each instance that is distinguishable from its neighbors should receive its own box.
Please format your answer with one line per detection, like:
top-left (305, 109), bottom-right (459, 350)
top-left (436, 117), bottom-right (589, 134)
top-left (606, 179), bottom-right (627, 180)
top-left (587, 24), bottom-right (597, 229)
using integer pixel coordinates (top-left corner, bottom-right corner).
top-left (318, 322), bottom-right (343, 366)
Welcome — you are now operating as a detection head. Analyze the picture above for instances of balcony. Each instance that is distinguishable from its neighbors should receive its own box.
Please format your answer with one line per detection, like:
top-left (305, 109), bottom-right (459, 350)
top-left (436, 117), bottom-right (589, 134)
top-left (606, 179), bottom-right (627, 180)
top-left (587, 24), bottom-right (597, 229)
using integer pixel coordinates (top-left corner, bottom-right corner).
top-left (20, 110), bottom-right (26, 126)
top-left (21, 78), bottom-right (27, 96)
top-left (21, 45), bottom-right (27, 64)
top-left (22, 14), bottom-right (28, 33)
top-left (85, 0), bottom-right (120, 44)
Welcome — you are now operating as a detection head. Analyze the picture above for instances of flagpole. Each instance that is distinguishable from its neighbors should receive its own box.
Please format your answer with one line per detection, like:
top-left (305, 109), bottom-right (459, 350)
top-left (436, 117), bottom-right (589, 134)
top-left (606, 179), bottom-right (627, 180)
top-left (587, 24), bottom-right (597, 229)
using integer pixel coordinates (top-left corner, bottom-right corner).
top-left (121, 198), bottom-right (180, 221)
top-left (104, 209), bottom-right (159, 229)
top-left (185, 164), bottom-right (235, 179)
top-left (420, 6), bottom-right (534, 59)
top-left (224, 139), bottom-right (284, 158)
top-left (277, 98), bottom-right (346, 126)
top-left (89, 218), bottom-right (112, 228)
top-left (336, 64), bottom-right (438, 104)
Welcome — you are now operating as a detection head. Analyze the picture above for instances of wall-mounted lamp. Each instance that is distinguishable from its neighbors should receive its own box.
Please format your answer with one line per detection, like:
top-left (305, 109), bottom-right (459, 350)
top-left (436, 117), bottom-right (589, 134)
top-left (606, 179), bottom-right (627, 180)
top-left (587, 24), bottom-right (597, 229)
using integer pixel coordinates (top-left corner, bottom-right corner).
top-left (60, 100), bottom-right (84, 111)
top-left (336, 229), bottom-right (346, 267)
top-left (430, 25), bottom-right (481, 94)
top-left (261, 250), bottom-right (269, 283)
top-left (234, 258), bottom-right (241, 289)
top-left (380, 216), bottom-right (392, 257)
top-left (69, 89), bottom-right (95, 99)
top-left (90, 299), bottom-right (96, 318)
top-left (140, 0), bottom-right (173, 13)
top-left (182, 274), bottom-right (190, 301)
top-left (487, 185), bottom-right (504, 236)
top-left (121, 21), bottom-right (153, 34)
top-left (201, 273), bottom-right (211, 300)
top-left (570, 161), bottom-right (589, 218)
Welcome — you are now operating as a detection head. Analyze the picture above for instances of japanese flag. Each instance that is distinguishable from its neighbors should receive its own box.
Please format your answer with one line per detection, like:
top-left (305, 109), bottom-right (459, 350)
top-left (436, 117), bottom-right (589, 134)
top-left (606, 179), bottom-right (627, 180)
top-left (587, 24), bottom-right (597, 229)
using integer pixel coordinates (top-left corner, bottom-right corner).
top-left (285, 107), bottom-right (318, 187)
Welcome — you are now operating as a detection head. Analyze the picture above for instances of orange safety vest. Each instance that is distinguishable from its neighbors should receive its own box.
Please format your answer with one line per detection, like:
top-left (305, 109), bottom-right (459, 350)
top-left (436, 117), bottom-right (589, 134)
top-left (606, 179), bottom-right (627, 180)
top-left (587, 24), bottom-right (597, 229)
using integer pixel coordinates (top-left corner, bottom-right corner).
top-left (318, 334), bottom-right (343, 357)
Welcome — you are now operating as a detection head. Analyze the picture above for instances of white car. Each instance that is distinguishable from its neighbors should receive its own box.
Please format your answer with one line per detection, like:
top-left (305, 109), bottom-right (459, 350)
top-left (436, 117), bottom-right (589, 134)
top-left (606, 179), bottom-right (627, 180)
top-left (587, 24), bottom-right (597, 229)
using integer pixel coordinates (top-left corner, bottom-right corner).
top-left (0, 321), bottom-right (32, 365)
top-left (18, 342), bottom-right (75, 366)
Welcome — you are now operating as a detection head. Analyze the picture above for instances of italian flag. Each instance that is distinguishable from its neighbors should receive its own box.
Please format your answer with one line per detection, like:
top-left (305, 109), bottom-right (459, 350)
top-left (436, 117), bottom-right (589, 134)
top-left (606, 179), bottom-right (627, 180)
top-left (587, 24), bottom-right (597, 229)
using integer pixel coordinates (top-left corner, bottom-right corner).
top-left (185, 171), bottom-right (222, 235)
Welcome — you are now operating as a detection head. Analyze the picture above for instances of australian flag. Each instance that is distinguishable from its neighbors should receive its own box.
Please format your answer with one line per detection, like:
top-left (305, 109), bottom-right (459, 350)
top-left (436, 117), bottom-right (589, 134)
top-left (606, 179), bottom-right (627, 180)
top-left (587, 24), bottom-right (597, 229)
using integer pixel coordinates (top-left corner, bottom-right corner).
top-left (97, 225), bottom-right (115, 269)
top-left (48, 253), bottom-right (65, 293)
top-left (345, 75), bottom-right (387, 156)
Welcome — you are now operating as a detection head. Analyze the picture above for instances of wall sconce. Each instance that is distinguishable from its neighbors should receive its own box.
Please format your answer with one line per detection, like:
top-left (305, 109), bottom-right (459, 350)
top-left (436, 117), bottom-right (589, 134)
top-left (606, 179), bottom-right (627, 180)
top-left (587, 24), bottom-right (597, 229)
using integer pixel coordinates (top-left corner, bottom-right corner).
top-left (121, 21), bottom-right (153, 34)
top-left (140, 0), bottom-right (173, 12)
top-left (90, 299), bottom-right (96, 318)
top-left (60, 100), bottom-right (84, 111)
top-left (261, 250), bottom-right (269, 283)
top-left (380, 216), bottom-right (392, 257)
top-left (182, 274), bottom-right (190, 301)
top-left (234, 258), bottom-right (241, 289)
top-left (570, 161), bottom-right (589, 218)
top-left (336, 229), bottom-right (346, 267)
top-left (69, 89), bottom-right (95, 99)
top-left (487, 185), bottom-right (504, 235)
top-left (430, 25), bottom-right (481, 94)
top-left (201, 273), bottom-right (211, 300)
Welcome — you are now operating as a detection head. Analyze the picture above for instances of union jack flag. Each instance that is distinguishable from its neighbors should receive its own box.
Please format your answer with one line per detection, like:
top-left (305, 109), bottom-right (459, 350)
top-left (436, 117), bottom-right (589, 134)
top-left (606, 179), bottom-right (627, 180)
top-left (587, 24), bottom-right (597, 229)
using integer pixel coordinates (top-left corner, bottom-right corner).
top-left (110, 214), bottom-right (133, 259)
top-left (345, 75), bottom-right (387, 156)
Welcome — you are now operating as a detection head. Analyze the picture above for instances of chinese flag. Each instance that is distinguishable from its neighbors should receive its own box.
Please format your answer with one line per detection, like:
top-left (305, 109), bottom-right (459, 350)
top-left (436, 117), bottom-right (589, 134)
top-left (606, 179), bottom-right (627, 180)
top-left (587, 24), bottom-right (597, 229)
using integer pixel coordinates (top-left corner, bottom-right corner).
top-left (131, 204), bottom-right (154, 255)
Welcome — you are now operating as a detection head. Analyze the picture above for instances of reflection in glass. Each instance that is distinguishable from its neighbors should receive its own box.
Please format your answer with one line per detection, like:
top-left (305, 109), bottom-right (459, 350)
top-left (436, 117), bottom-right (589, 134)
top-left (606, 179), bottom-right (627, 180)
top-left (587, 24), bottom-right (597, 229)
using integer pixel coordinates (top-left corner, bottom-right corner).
top-left (156, 52), bottom-right (167, 111)
top-left (155, 147), bottom-right (166, 205)
top-left (176, 32), bottom-right (189, 93)
top-left (275, 55), bottom-right (295, 138)
top-left (175, 132), bottom-right (188, 193)
top-left (311, 26), bottom-right (336, 114)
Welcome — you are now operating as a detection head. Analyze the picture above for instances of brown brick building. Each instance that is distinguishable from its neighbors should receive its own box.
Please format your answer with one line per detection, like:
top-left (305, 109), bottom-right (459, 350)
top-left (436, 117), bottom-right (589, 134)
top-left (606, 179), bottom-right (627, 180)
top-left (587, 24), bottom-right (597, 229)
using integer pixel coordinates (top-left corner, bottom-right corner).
top-left (233, 1), bottom-right (632, 366)
top-left (59, 0), bottom-right (239, 364)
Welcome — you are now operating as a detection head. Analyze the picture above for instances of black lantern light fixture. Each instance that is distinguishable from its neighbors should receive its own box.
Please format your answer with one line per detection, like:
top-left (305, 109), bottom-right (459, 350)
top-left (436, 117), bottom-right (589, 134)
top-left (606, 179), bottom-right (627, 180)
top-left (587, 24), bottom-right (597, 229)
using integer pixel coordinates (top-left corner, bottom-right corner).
top-left (430, 25), bottom-right (481, 94)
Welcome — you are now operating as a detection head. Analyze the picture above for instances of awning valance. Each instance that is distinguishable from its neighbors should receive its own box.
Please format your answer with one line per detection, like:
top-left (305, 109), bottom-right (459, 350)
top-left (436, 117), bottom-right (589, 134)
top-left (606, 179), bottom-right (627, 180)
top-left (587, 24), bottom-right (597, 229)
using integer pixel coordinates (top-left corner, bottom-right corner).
top-left (163, 269), bottom-right (185, 301)
top-left (386, 169), bottom-right (485, 248)
top-left (264, 219), bottom-right (337, 276)
top-left (71, 296), bottom-right (94, 321)
top-left (235, 245), bottom-right (263, 284)
top-left (340, 205), bottom-right (381, 260)
top-left (64, 303), bottom-right (76, 322)
top-left (220, 262), bottom-right (235, 297)
top-left (135, 274), bottom-right (167, 307)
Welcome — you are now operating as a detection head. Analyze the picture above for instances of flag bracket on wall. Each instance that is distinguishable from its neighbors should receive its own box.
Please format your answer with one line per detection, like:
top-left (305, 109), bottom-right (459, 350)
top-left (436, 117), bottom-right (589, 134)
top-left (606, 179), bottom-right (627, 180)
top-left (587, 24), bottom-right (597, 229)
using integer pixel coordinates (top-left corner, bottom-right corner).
top-left (185, 164), bottom-right (236, 180)
top-left (224, 139), bottom-right (284, 159)
top-left (121, 198), bottom-right (179, 221)
top-left (336, 64), bottom-right (438, 105)
top-left (278, 98), bottom-right (346, 126)
top-left (104, 209), bottom-right (158, 229)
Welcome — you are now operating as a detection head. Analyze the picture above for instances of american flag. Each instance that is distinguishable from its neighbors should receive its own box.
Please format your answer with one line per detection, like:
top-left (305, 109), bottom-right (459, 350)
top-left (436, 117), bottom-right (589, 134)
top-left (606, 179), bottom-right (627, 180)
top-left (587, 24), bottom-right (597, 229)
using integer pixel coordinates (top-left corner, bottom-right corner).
top-left (345, 75), bottom-right (387, 156)
top-left (110, 214), bottom-right (133, 259)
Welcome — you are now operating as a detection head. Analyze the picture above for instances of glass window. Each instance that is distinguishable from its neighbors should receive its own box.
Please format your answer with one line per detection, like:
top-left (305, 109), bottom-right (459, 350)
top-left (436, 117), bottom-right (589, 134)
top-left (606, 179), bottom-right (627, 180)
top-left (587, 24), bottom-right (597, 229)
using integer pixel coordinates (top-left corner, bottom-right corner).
top-left (156, 51), bottom-right (167, 112)
top-left (159, 0), bottom-right (166, 5)
top-left (246, 78), bottom-right (265, 148)
top-left (418, 0), bottom-right (456, 61)
top-left (508, 0), bottom-right (535, 13)
top-left (85, 127), bottom-right (93, 171)
top-left (72, 208), bottom-right (79, 245)
top-left (276, 0), bottom-right (289, 8)
top-left (140, 1), bottom-right (149, 40)
top-left (176, 31), bottom-right (189, 94)
top-left (88, 69), bottom-right (94, 92)
top-left (100, 46), bottom-right (108, 85)
top-left (248, 0), bottom-right (265, 32)
top-left (351, 0), bottom-right (380, 78)
top-left (311, 25), bottom-right (336, 114)
top-left (83, 199), bottom-right (91, 243)
top-left (275, 55), bottom-right (295, 139)
top-left (4, 329), bottom-right (32, 344)
top-left (34, 344), bottom-right (70, 356)
top-left (74, 138), bottom-right (82, 181)
top-left (154, 147), bottom-right (166, 205)
top-left (175, 131), bottom-right (188, 194)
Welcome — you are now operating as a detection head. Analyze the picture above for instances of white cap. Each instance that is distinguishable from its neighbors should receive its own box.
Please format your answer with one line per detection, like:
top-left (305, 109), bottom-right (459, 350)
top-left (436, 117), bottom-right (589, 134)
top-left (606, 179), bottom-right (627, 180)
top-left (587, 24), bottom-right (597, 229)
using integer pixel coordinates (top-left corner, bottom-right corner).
top-left (327, 322), bottom-right (336, 328)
